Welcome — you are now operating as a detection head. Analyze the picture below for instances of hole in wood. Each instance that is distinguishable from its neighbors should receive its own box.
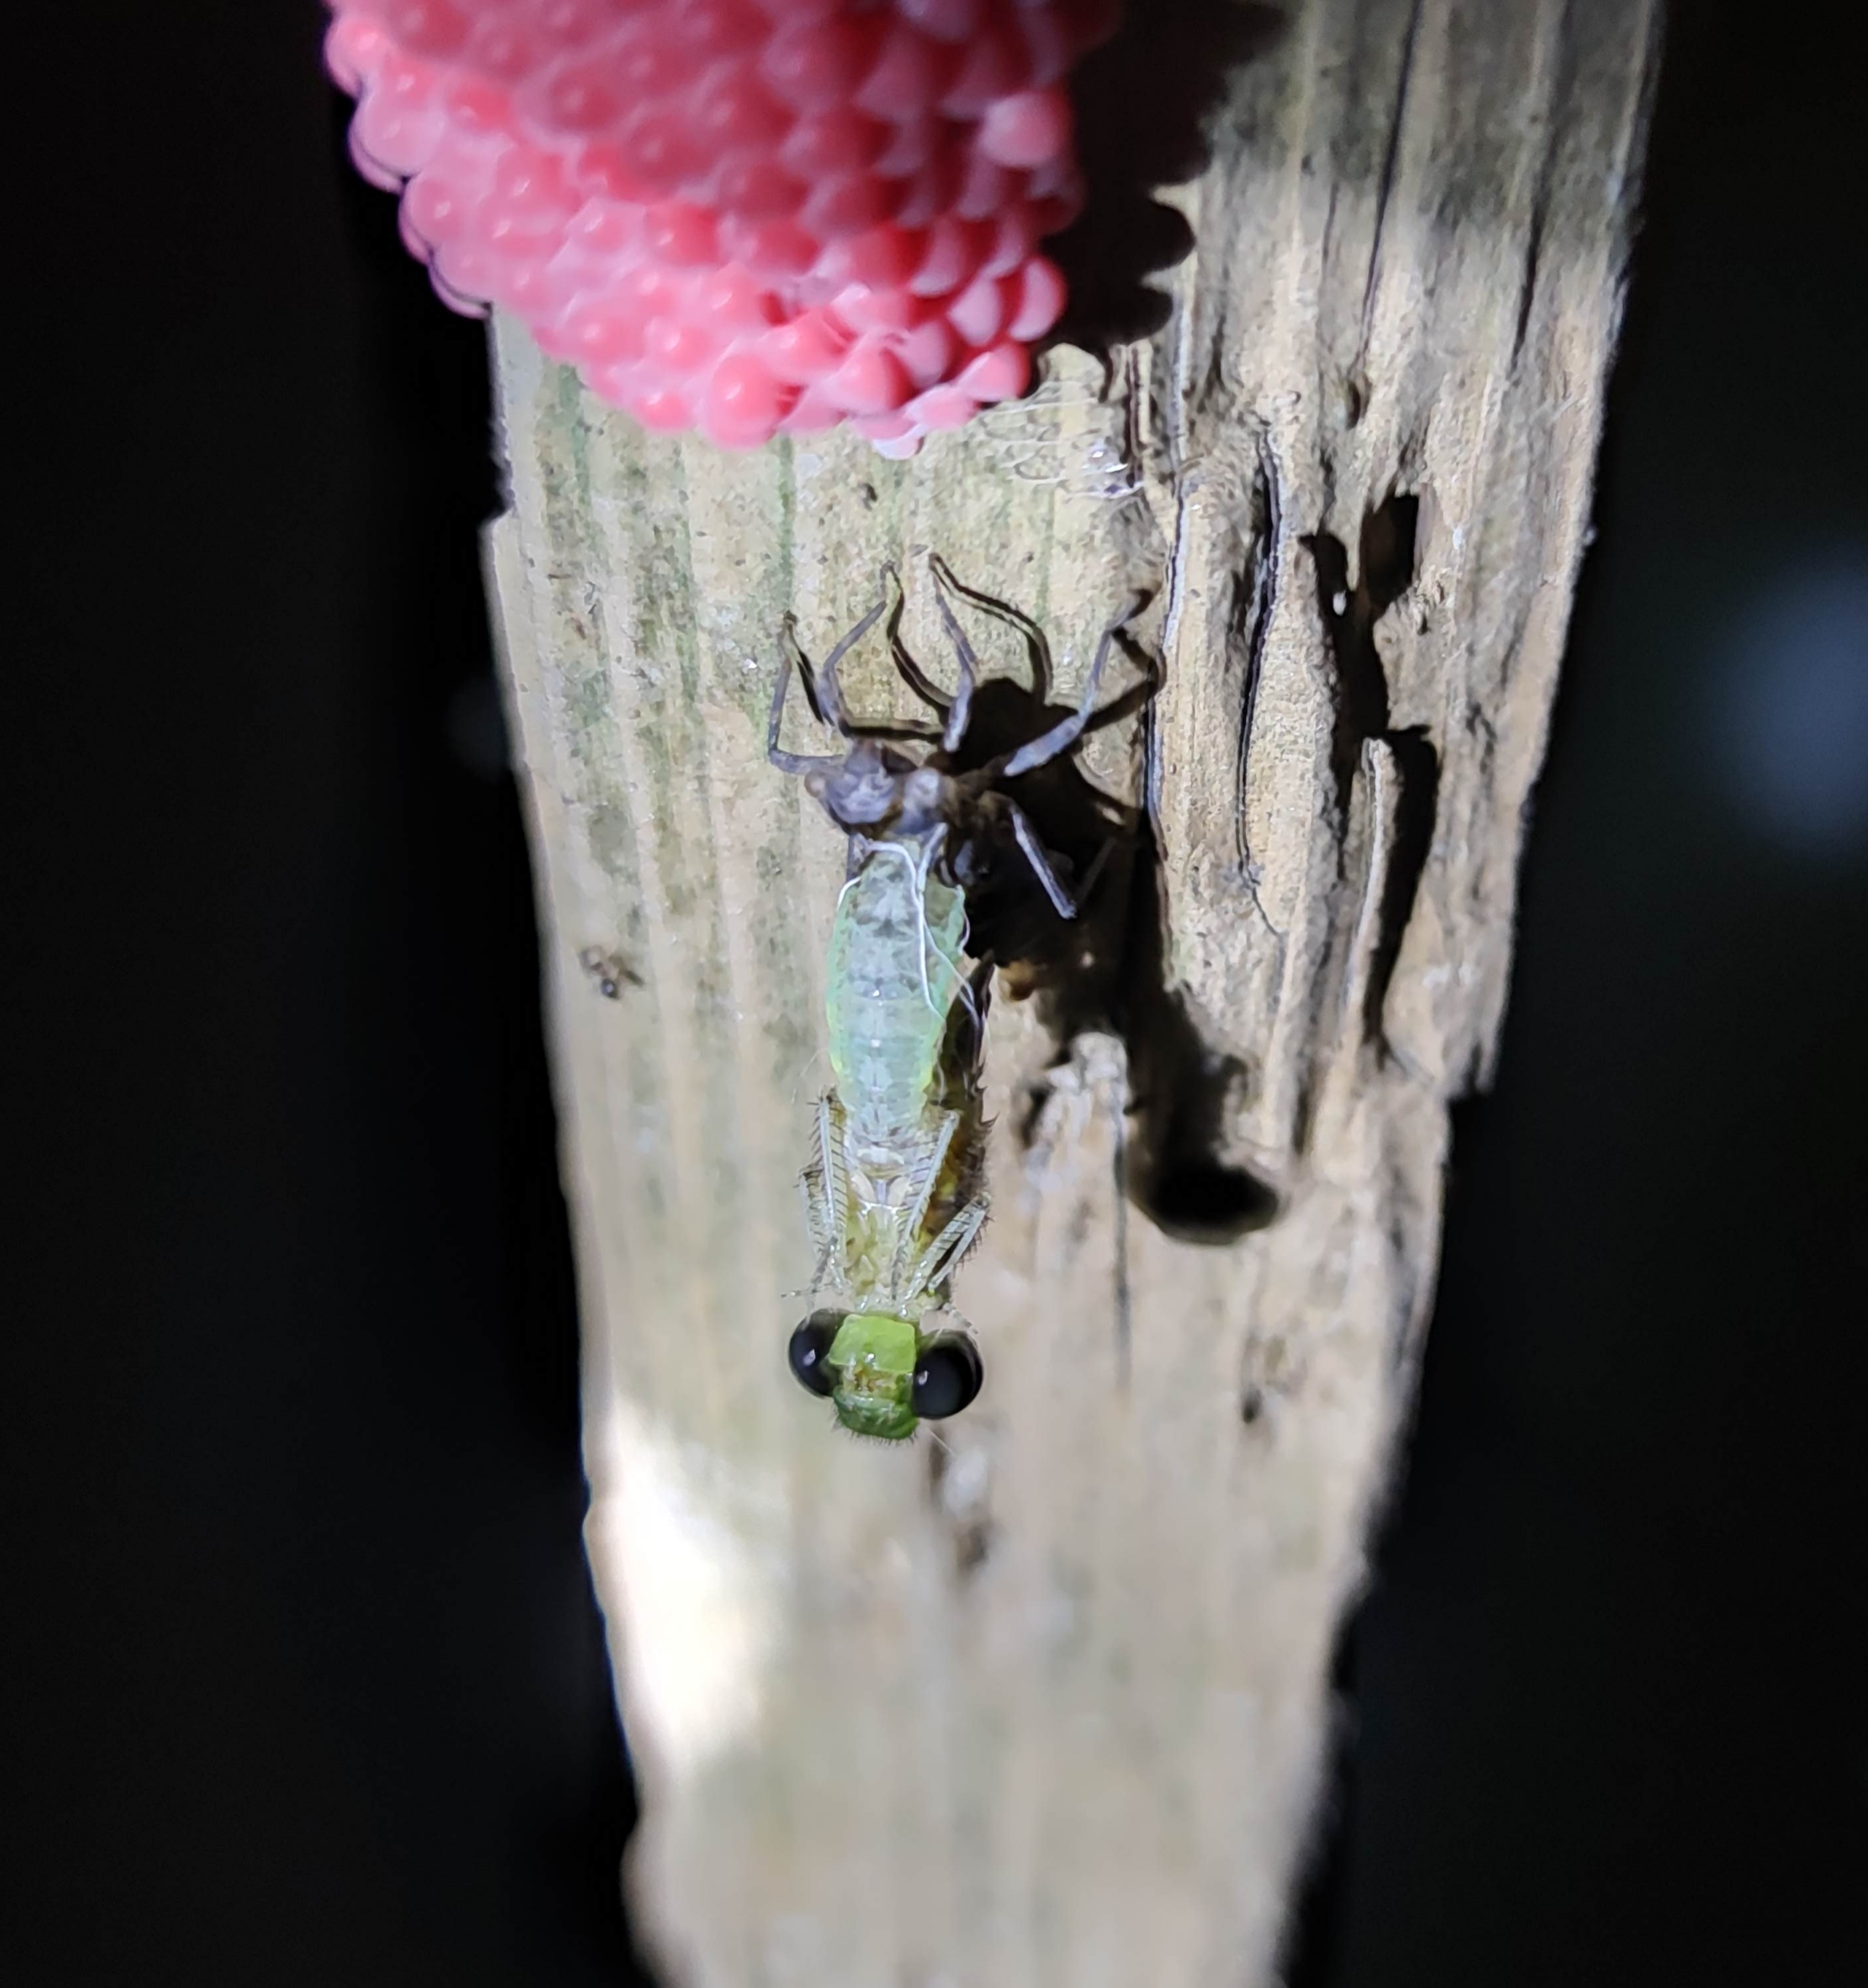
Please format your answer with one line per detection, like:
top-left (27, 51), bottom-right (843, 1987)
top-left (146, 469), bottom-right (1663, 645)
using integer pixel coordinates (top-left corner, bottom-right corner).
top-left (1304, 490), bottom-right (1442, 1055)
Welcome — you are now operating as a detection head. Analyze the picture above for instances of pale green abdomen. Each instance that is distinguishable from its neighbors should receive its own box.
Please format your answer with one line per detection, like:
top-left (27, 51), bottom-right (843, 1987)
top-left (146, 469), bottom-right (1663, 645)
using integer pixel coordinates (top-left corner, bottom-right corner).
top-left (825, 848), bottom-right (967, 1144)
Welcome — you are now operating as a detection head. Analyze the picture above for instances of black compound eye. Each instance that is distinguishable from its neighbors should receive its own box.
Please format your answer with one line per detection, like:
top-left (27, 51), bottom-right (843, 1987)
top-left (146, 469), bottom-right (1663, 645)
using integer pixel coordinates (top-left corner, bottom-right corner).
top-left (911, 1333), bottom-right (983, 1420)
top-left (787, 1311), bottom-right (843, 1398)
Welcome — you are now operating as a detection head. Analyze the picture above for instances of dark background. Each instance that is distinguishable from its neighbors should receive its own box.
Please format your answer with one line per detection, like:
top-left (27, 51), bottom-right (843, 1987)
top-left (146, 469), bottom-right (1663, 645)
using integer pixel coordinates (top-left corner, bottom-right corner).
top-left (5, 4), bottom-right (1863, 1985)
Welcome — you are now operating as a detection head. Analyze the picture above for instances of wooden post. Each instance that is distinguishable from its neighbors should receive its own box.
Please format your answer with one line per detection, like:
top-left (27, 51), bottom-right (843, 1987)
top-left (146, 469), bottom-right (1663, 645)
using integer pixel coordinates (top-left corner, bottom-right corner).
top-left (485, 3), bottom-right (1662, 1981)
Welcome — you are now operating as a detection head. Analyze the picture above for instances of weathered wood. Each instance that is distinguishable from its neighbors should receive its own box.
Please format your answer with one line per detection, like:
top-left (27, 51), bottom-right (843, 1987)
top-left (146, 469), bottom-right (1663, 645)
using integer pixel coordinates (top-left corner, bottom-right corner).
top-left (484, 3), bottom-right (1662, 1981)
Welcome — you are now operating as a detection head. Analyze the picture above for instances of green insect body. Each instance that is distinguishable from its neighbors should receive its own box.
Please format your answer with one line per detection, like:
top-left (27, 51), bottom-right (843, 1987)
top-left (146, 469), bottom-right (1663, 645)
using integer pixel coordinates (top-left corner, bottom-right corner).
top-left (799, 842), bottom-right (990, 1440)
top-left (772, 560), bottom-right (1152, 1440)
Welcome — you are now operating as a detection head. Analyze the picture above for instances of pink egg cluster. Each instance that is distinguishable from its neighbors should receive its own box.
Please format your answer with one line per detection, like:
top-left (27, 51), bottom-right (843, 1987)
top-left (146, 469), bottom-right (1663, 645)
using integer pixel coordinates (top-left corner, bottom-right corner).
top-left (326, 1), bottom-right (1117, 455)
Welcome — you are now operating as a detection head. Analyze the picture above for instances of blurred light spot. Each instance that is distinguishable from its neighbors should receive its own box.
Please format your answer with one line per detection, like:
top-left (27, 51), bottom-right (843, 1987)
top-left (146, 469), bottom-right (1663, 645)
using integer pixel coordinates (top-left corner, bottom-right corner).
top-left (1713, 556), bottom-right (1868, 854)
top-left (586, 1399), bottom-right (782, 1787)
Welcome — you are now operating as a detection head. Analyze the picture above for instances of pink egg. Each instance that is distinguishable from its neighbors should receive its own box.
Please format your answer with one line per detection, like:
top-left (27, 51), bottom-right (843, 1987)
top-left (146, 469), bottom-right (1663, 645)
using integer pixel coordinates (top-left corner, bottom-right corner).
top-left (697, 263), bottom-right (784, 331)
top-left (573, 141), bottom-right (661, 205)
top-left (821, 223), bottom-right (926, 291)
top-left (465, 14), bottom-right (544, 83)
top-left (558, 295), bottom-right (650, 366)
top-left (675, 0), bottom-right (773, 62)
top-left (644, 313), bottom-right (721, 375)
top-left (777, 383), bottom-right (847, 436)
top-left (956, 339), bottom-right (1030, 402)
top-left (893, 152), bottom-right (962, 229)
top-left (620, 106), bottom-right (706, 191)
top-left (534, 59), bottom-right (623, 133)
top-left (946, 270), bottom-right (1012, 346)
top-left (609, 20), bottom-right (707, 99)
top-left (720, 215), bottom-right (818, 277)
top-left (828, 281), bottom-right (930, 335)
top-left (760, 14), bottom-right (886, 113)
top-left (702, 354), bottom-right (799, 448)
top-left (781, 105), bottom-right (887, 178)
top-left (895, 0), bottom-right (983, 46)
top-left (908, 215), bottom-right (987, 298)
top-left (325, 15), bottom-right (391, 94)
top-left (493, 145), bottom-right (577, 215)
top-left (398, 200), bottom-right (436, 264)
top-left (429, 262), bottom-right (493, 317)
top-left (905, 383), bottom-right (978, 430)
top-left (955, 152), bottom-right (1020, 222)
top-left (851, 22), bottom-right (959, 121)
top-left (432, 234), bottom-right (501, 305)
top-left (1013, 7), bottom-right (1077, 89)
top-left (939, 26), bottom-right (1030, 117)
top-left (761, 308), bottom-right (852, 384)
top-left (348, 124), bottom-right (407, 192)
top-left (897, 315), bottom-right (960, 389)
top-left (403, 169), bottom-right (476, 245)
top-left (534, 1), bottom-right (613, 49)
top-left (564, 197), bottom-right (643, 260)
top-left (1006, 253), bottom-right (1066, 339)
top-left (800, 171), bottom-right (900, 239)
top-left (329, 0), bottom-right (1105, 452)
top-left (442, 76), bottom-right (517, 136)
top-left (383, 1), bottom-right (471, 62)
top-left (978, 201), bottom-right (1036, 277)
top-left (871, 113), bottom-right (940, 177)
top-left (851, 409), bottom-right (917, 443)
top-left (977, 86), bottom-right (1072, 169)
top-left (823, 338), bottom-right (913, 415)
top-left (644, 200), bottom-right (721, 265)
top-left (692, 62), bottom-right (795, 154)
top-left (626, 382), bottom-right (699, 432)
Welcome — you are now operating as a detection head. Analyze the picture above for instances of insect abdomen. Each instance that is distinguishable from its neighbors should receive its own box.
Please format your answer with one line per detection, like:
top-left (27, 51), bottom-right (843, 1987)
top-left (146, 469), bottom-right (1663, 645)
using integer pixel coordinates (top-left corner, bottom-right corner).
top-left (824, 848), bottom-right (967, 1142)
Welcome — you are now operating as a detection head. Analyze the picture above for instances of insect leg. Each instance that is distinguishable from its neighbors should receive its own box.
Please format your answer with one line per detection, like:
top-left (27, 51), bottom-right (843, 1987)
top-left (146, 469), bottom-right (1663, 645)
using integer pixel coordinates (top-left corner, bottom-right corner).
top-left (807, 1095), bottom-right (850, 1295)
top-left (1000, 595), bottom-right (1152, 777)
top-left (816, 568), bottom-right (899, 736)
top-left (1007, 801), bottom-right (1085, 920)
top-left (930, 554), bottom-right (1054, 704)
top-left (927, 557), bottom-right (984, 752)
top-left (908, 1197), bottom-right (989, 1305)
top-left (887, 582), bottom-right (952, 717)
top-left (890, 1109), bottom-right (959, 1294)
top-left (768, 638), bottom-right (844, 777)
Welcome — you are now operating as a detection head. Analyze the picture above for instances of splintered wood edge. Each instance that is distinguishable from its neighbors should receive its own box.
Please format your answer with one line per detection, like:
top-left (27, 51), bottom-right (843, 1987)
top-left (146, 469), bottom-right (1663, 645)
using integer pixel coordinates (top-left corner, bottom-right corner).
top-left (481, 4), bottom-right (1663, 1983)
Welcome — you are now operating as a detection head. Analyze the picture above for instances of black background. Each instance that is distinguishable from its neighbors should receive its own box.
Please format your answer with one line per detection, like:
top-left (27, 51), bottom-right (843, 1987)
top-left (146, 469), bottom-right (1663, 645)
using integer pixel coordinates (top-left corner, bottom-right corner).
top-left (5, 5), bottom-right (1863, 1985)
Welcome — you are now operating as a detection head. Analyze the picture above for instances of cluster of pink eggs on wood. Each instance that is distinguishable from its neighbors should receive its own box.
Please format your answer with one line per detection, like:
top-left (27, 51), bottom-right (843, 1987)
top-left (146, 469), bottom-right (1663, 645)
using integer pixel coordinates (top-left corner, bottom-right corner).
top-left (326, 0), bottom-right (1118, 454)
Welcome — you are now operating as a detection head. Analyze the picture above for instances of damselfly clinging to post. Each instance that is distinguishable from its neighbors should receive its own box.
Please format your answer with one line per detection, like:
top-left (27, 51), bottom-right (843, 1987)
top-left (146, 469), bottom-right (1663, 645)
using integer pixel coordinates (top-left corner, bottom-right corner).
top-left (770, 557), bottom-right (1154, 1440)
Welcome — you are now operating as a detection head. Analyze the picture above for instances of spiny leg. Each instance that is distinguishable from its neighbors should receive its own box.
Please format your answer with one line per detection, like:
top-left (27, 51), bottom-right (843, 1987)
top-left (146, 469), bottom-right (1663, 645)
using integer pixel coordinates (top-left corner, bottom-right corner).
top-left (907, 1196), bottom-right (989, 1307)
top-left (805, 1095), bottom-right (851, 1297)
top-left (889, 1109), bottom-right (960, 1295)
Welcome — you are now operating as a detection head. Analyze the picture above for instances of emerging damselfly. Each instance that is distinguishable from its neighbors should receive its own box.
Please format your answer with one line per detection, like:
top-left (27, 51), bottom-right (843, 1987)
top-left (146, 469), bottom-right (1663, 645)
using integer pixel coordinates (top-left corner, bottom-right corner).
top-left (771, 557), bottom-right (1154, 1439)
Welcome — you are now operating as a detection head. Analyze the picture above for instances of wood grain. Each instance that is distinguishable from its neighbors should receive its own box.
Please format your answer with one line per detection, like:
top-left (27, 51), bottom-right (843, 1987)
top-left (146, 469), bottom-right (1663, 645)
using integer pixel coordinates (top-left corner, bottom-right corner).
top-left (483, 3), bottom-right (1663, 1980)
